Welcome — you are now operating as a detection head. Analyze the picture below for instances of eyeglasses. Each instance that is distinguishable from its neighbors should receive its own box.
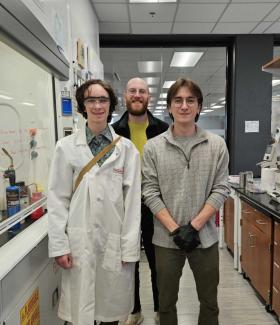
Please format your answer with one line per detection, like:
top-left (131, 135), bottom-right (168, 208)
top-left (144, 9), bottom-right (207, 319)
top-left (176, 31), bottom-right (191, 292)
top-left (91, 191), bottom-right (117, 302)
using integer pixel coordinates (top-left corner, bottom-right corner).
top-left (127, 88), bottom-right (148, 96)
top-left (84, 96), bottom-right (110, 106)
top-left (172, 97), bottom-right (197, 108)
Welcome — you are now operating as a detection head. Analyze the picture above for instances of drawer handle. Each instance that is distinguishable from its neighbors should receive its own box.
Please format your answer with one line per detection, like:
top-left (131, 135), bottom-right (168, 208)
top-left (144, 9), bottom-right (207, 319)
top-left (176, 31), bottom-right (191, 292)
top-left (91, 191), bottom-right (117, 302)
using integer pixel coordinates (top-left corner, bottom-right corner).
top-left (256, 219), bottom-right (267, 225)
top-left (273, 286), bottom-right (279, 294)
top-left (249, 233), bottom-right (255, 247)
top-left (275, 262), bottom-right (280, 269)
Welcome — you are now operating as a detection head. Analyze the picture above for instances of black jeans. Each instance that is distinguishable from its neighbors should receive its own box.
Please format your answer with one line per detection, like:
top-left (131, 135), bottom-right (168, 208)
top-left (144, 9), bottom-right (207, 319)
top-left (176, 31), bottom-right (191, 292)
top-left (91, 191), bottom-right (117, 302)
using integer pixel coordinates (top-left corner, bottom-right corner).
top-left (132, 204), bottom-right (159, 313)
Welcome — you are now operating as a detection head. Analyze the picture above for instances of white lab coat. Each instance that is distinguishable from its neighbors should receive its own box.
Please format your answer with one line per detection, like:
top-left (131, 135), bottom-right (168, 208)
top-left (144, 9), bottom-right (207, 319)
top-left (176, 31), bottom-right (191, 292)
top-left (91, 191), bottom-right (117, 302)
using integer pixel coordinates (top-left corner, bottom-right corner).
top-left (47, 124), bottom-right (141, 325)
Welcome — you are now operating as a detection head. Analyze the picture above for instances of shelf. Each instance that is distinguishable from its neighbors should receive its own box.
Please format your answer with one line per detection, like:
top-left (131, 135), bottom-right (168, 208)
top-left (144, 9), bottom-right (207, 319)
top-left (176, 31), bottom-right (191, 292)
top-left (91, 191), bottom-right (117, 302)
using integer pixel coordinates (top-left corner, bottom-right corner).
top-left (262, 56), bottom-right (280, 75)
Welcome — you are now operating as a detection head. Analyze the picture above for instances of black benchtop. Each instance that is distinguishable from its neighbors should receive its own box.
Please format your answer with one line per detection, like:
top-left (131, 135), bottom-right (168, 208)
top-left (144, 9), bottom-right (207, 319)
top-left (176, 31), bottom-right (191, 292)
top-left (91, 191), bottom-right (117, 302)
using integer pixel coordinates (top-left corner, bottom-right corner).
top-left (231, 185), bottom-right (280, 222)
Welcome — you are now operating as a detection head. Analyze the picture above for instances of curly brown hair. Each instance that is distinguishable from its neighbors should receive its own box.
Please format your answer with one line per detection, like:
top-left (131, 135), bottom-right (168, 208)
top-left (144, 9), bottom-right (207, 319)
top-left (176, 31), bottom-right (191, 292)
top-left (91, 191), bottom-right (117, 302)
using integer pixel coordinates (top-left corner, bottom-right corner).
top-left (75, 79), bottom-right (118, 123)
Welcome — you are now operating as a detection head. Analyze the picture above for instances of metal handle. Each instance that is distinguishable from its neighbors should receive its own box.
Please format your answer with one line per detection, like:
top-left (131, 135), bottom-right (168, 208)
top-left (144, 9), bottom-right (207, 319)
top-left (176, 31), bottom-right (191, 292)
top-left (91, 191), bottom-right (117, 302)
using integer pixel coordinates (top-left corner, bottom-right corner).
top-left (249, 233), bottom-right (255, 247)
top-left (274, 262), bottom-right (280, 269)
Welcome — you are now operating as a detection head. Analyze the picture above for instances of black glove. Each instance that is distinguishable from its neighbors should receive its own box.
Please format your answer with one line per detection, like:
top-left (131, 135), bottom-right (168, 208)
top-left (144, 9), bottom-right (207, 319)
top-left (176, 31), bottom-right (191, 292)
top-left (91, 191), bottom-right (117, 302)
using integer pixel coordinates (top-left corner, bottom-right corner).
top-left (170, 222), bottom-right (200, 252)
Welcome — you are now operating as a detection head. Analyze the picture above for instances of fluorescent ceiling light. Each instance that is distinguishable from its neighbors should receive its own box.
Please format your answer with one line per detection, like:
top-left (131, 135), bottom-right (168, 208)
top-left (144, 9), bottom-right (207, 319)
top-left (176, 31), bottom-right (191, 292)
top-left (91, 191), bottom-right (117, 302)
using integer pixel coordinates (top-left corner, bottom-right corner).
top-left (170, 52), bottom-right (203, 67)
top-left (149, 87), bottom-right (158, 94)
top-left (219, 97), bottom-right (225, 101)
top-left (163, 81), bottom-right (175, 88)
top-left (200, 112), bottom-right (206, 115)
top-left (160, 93), bottom-right (167, 98)
top-left (130, 0), bottom-right (176, 3)
top-left (142, 77), bottom-right (160, 85)
top-left (211, 105), bottom-right (223, 109)
top-left (203, 109), bottom-right (213, 113)
top-left (220, 100), bottom-right (226, 104)
top-left (22, 102), bottom-right (35, 106)
top-left (138, 61), bottom-right (162, 73)
top-left (0, 94), bottom-right (13, 100)
top-left (157, 101), bottom-right (166, 105)
top-left (272, 80), bottom-right (280, 87)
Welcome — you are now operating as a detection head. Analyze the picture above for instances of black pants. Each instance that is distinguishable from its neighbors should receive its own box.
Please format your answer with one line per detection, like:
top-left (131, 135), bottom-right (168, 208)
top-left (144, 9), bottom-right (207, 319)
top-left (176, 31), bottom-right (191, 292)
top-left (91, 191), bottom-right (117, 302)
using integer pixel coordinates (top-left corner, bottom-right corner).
top-left (155, 243), bottom-right (219, 325)
top-left (132, 204), bottom-right (159, 313)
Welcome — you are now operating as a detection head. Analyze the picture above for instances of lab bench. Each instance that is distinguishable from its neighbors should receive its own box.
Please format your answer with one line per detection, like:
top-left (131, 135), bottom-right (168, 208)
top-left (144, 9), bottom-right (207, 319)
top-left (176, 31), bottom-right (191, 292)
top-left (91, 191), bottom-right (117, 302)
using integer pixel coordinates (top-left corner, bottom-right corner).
top-left (223, 184), bottom-right (280, 317)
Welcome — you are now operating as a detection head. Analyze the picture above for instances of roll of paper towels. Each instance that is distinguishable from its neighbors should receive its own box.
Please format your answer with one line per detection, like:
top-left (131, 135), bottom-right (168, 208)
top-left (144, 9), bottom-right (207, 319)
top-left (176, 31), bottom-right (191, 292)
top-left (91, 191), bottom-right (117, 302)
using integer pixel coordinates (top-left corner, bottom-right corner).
top-left (260, 168), bottom-right (277, 192)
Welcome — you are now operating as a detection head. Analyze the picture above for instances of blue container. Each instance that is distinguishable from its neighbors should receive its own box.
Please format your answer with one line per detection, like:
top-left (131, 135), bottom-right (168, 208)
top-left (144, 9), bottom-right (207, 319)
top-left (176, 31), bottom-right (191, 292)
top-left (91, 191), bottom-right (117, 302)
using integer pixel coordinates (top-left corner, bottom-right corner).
top-left (6, 185), bottom-right (21, 231)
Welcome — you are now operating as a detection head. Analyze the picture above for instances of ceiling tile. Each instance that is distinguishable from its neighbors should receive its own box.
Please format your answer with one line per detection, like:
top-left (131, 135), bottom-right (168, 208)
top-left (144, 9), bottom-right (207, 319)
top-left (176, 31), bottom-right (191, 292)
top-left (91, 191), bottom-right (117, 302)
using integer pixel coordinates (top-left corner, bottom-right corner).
top-left (251, 22), bottom-right (274, 33)
top-left (172, 22), bottom-right (215, 34)
top-left (220, 3), bottom-right (275, 22)
top-left (93, 4), bottom-right (129, 22)
top-left (132, 22), bottom-right (172, 33)
top-left (265, 21), bottom-right (280, 33)
top-left (91, 0), bottom-right (126, 3)
top-left (99, 22), bottom-right (130, 34)
top-left (231, 0), bottom-right (278, 2)
top-left (211, 22), bottom-right (258, 34)
top-left (180, 0), bottom-right (229, 2)
top-left (263, 3), bottom-right (280, 21)
top-left (129, 4), bottom-right (177, 22)
top-left (175, 4), bottom-right (228, 22)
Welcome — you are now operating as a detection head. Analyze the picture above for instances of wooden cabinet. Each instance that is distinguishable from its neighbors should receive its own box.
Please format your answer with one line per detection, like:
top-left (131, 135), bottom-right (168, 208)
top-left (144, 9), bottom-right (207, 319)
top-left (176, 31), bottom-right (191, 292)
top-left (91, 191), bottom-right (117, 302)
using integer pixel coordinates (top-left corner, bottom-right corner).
top-left (273, 221), bottom-right (280, 316)
top-left (241, 201), bottom-right (272, 304)
top-left (224, 197), bottom-right (234, 254)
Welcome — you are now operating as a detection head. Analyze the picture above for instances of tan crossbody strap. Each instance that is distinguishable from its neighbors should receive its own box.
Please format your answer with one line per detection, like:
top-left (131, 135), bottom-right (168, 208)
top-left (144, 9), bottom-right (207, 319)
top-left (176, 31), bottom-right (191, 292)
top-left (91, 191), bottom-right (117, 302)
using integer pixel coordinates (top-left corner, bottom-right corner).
top-left (74, 136), bottom-right (121, 192)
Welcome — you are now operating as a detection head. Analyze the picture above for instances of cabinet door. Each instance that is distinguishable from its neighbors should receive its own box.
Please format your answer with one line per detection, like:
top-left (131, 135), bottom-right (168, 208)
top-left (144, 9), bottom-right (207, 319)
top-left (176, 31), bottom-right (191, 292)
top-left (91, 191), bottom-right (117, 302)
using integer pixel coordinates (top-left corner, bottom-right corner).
top-left (250, 224), bottom-right (271, 303)
top-left (273, 221), bottom-right (280, 316)
top-left (241, 201), bottom-right (272, 304)
top-left (241, 217), bottom-right (254, 277)
top-left (224, 197), bottom-right (234, 254)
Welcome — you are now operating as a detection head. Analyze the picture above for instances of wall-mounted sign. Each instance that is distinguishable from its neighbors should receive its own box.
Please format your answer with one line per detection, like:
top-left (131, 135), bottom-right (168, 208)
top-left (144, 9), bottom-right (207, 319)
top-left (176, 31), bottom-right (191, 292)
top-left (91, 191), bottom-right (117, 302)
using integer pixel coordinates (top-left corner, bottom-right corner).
top-left (77, 39), bottom-right (85, 69)
top-left (245, 120), bottom-right (259, 133)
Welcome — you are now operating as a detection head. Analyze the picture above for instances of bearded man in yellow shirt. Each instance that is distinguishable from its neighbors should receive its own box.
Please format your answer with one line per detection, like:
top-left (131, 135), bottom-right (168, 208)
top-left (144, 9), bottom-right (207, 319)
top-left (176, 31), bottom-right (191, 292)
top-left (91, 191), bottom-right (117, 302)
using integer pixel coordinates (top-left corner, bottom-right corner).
top-left (113, 78), bottom-right (168, 325)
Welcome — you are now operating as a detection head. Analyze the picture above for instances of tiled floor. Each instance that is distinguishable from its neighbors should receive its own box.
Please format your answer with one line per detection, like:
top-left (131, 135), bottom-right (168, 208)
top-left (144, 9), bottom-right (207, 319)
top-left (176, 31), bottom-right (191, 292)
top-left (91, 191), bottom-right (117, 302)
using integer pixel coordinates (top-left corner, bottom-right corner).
top-left (138, 248), bottom-right (279, 325)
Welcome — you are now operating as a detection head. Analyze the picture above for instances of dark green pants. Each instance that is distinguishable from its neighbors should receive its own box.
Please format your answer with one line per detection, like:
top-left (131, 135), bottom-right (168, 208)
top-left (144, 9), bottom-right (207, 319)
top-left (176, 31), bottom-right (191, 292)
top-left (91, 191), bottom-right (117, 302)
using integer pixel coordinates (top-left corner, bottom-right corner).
top-left (155, 243), bottom-right (219, 325)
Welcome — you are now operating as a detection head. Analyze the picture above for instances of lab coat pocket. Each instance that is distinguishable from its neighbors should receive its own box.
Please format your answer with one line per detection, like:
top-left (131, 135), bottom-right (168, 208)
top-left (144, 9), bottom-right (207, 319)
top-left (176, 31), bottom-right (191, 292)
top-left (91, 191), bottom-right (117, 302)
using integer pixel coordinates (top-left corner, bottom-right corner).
top-left (102, 233), bottom-right (122, 272)
top-left (67, 228), bottom-right (84, 268)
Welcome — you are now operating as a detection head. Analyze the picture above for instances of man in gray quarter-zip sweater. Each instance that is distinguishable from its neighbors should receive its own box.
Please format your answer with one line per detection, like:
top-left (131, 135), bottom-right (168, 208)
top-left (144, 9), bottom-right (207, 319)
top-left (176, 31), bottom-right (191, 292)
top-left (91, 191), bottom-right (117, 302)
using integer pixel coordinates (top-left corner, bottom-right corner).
top-left (142, 78), bottom-right (230, 325)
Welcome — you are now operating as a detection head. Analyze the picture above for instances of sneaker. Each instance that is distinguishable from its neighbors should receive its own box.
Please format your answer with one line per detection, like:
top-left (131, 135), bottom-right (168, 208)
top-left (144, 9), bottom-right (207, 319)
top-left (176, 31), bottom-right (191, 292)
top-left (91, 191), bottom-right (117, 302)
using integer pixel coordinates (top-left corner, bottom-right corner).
top-left (122, 312), bottom-right (144, 325)
top-left (154, 312), bottom-right (160, 323)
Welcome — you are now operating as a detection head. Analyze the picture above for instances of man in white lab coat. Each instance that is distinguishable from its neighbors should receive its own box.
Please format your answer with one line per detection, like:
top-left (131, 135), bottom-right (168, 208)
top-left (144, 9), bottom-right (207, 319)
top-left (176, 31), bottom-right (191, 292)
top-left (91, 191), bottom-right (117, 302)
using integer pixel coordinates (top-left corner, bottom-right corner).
top-left (48, 79), bottom-right (141, 325)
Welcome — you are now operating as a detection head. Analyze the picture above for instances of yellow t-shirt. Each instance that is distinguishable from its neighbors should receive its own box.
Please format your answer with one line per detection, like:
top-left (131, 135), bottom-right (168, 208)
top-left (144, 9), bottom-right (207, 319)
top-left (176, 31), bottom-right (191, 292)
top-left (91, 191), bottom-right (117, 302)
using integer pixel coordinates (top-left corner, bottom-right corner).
top-left (128, 120), bottom-right (149, 157)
